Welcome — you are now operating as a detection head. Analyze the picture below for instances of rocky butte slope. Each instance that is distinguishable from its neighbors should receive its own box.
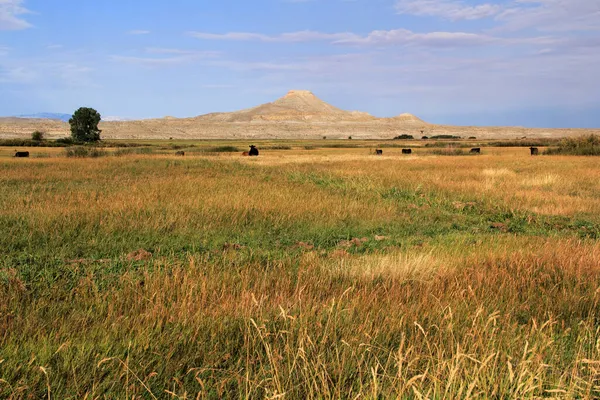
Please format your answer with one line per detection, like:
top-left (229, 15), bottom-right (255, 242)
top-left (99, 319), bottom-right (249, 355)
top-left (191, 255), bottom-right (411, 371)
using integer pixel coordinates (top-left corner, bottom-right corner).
top-left (1, 90), bottom-right (598, 140)
top-left (196, 90), bottom-right (376, 122)
top-left (389, 113), bottom-right (429, 126)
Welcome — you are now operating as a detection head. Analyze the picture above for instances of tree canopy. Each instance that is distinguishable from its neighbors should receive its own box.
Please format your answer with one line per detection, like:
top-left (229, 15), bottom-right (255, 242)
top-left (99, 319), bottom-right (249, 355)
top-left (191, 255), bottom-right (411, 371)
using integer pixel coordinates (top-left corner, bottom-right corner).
top-left (69, 107), bottom-right (102, 142)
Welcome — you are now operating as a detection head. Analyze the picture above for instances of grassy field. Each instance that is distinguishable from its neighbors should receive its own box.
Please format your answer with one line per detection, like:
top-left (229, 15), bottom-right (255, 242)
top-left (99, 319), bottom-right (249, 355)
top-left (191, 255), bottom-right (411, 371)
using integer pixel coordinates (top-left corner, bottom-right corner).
top-left (1, 143), bottom-right (599, 398)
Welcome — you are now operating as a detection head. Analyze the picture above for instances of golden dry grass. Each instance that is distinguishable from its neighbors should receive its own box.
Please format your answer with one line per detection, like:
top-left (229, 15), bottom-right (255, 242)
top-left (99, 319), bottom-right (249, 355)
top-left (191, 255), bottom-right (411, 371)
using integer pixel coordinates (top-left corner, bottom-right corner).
top-left (0, 145), bottom-right (599, 398)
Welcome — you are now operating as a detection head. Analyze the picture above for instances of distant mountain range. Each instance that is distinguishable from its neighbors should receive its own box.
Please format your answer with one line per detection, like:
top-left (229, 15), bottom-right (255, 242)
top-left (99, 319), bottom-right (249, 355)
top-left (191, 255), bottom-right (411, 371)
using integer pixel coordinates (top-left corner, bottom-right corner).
top-left (11, 92), bottom-right (426, 125)
top-left (14, 113), bottom-right (130, 122)
top-left (3, 91), bottom-right (595, 140)
top-left (17, 113), bottom-right (72, 122)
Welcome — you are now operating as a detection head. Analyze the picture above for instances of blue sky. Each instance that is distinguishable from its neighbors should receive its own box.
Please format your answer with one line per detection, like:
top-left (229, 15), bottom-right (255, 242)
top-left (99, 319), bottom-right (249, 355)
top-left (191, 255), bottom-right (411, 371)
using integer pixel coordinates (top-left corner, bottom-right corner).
top-left (1, 0), bottom-right (599, 127)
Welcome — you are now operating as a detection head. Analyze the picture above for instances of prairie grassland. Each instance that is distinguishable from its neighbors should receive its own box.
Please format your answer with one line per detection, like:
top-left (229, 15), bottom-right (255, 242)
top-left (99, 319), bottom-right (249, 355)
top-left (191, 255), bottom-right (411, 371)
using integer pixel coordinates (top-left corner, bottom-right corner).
top-left (1, 146), bottom-right (599, 399)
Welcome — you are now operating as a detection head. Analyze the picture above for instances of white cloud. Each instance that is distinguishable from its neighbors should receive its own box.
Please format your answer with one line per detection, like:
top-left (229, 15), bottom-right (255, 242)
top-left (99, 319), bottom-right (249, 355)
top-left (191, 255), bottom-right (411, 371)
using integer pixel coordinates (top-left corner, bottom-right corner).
top-left (188, 27), bottom-right (553, 49)
top-left (189, 1), bottom-right (596, 52)
top-left (47, 63), bottom-right (95, 87)
top-left (205, 59), bottom-right (305, 72)
top-left (0, 0), bottom-right (32, 30)
top-left (111, 55), bottom-right (193, 67)
top-left (394, 0), bottom-right (600, 32)
top-left (395, 0), bottom-right (502, 20)
top-left (128, 29), bottom-right (150, 35)
top-left (188, 30), bottom-right (359, 42)
top-left (0, 65), bottom-right (37, 83)
top-left (145, 47), bottom-right (220, 56)
top-left (0, 59), bottom-right (96, 87)
top-left (111, 49), bottom-right (219, 67)
top-left (497, 0), bottom-right (600, 32)
top-left (336, 29), bottom-right (497, 47)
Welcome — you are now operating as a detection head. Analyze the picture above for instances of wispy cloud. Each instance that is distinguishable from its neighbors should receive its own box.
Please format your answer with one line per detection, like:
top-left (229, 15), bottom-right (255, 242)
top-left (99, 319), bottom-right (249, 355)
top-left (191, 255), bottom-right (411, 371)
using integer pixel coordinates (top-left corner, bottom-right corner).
top-left (188, 27), bottom-right (554, 49)
top-left (111, 48), bottom-right (220, 67)
top-left (0, 0), bottom-right (32, 30)
top-left (0, 61), bottom-right (94, 87)
top-left (337, 29), bottom-right (496, 47)
top-left (395, 0), bottom-right (502, 20)
top-left (127, 29), bottom-right (151, 35)
top-left (145, 47), bottom-right (220, 56)
top-left (189, 28), bottom-right (495, 47)
top-left (394, 0), bottom-right (600, 32)
top-left (188, 30), bottom-right (359, 42)
top-left (497, 0), bottom-right (600, 32)
top-left (46, 62), bottom-right (95, 87)
top-left (209, 60), bottom-right (305, 71)
top-left (0, 65), bottom-right (37, 83)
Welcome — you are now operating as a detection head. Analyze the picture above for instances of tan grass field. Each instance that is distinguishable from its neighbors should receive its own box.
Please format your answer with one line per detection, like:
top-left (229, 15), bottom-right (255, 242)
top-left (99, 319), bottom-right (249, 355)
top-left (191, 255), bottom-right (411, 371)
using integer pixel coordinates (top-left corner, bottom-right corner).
top-left (1, 142), bottom-right (599, 398)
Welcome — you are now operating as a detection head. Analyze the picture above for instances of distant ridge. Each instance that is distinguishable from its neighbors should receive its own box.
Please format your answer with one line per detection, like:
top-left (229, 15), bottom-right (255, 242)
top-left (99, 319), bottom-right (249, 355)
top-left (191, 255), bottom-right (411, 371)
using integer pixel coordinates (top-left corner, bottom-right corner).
top-left (8, 91), bottom-right (429, 126)
top-left (11, 113), bottom-right (131, 122)
top-left (17, 113), bottom-right (71, 122)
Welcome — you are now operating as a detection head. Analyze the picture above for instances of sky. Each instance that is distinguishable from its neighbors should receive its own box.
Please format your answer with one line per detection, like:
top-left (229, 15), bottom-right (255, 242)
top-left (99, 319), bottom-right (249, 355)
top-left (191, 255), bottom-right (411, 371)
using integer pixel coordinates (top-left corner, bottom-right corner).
top-left (0, 0), bottom-right (599, 127)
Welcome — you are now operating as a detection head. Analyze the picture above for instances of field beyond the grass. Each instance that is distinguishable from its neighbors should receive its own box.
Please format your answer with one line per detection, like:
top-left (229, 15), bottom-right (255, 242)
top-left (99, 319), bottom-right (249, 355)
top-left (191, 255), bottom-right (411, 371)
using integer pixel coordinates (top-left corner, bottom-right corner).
top-left (1, 142), bottom-right (599, 398)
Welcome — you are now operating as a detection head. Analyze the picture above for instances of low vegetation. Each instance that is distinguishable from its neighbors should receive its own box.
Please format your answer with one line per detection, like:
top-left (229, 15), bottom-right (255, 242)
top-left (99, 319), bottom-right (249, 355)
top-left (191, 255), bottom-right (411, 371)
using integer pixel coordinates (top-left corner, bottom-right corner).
top-left (0, 139), bottom-right (71, 147)
top-left (428, 148), bottom-right (475, 156)
top-left (430, 134), bottom-right (462, 139)
top-left (320, 143), bottom-right (360, 149)
top-left (0, 144), bottom-right (599, 398)
top-left (64, 146), bottom-right (107, 158)
top-left (202, 145), bottom-right (240, 153)
top-left (113, 147), bottom-right (155, 156)
top-left (263, 145), bottom-right (292, 150)
top-left (493, 139), bottom-right (560, 148)
top-left (393, 134), bottom-right (414, 140)
top-left (55, 137), bottom-right (75, 145)
top-left (425, 141), bottom-right (473, 148)
top-left (423, 139), bottom-right (559, 149)
top-left (545, 134), bottom-right (600, 156)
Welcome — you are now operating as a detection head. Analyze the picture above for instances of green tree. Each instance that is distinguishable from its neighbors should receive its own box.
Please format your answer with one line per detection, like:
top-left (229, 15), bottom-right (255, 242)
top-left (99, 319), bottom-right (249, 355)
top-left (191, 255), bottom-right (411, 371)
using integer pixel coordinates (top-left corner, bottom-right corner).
top-left (69, 107), bottom-right (102, 142)
top-left (31, 130), bottom-right (45, 141)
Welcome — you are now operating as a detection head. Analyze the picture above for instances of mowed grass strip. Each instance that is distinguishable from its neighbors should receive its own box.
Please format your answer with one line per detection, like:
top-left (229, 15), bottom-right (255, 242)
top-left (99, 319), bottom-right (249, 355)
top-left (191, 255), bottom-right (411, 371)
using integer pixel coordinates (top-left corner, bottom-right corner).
top-left (1, 151), bottom-right (599, 398)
